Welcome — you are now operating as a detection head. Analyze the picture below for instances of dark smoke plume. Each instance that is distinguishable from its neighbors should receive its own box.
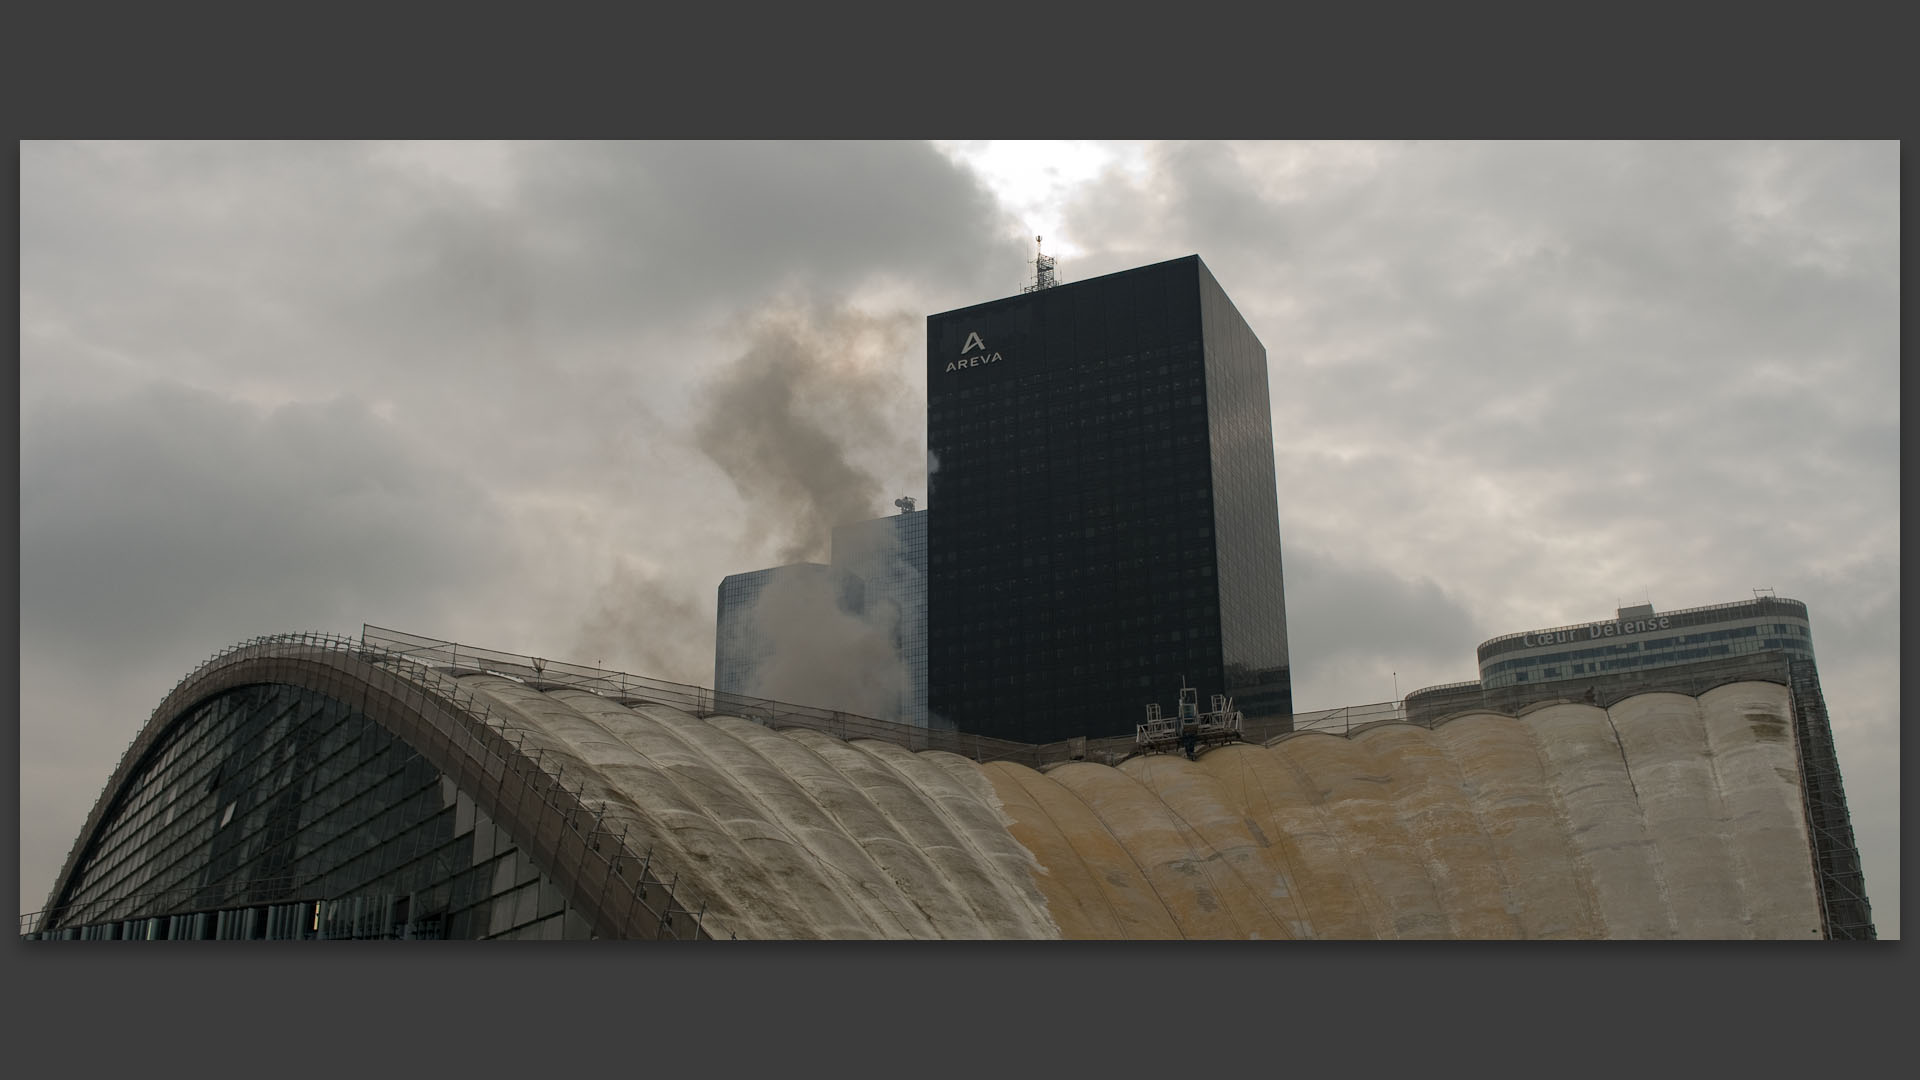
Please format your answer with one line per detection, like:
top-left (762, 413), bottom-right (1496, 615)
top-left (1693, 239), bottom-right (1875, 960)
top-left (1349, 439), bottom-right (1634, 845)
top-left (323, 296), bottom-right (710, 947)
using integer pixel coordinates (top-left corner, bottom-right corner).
top-left (693, 303), bottom-right (917, 563)
top-left (573, 559), bottom-right (708, 684)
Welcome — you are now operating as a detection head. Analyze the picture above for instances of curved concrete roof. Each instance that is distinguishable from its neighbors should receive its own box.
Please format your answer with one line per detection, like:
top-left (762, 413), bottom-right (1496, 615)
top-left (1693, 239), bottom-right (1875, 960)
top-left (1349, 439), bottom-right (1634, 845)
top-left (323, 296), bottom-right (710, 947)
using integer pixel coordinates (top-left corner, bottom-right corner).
top-left (47, 635), bottom-right (1823, 939)
top-left (986, 683), bottom-right (1820, 938)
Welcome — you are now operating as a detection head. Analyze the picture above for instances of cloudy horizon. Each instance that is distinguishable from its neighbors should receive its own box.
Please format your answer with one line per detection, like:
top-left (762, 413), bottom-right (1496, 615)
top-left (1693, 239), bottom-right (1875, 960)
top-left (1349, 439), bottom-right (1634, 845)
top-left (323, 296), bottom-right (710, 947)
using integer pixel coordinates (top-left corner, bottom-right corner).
top-left (19, 140), bottom-right (1899, 935)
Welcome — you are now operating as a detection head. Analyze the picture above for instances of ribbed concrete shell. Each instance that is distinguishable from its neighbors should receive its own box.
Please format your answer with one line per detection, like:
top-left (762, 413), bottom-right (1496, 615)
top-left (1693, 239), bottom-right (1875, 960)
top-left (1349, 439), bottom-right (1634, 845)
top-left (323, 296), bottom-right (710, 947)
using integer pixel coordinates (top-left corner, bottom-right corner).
top-left (45, 634), bottom-right (1823, 940)
top-left (990, 683), bottom-right (1821, 938)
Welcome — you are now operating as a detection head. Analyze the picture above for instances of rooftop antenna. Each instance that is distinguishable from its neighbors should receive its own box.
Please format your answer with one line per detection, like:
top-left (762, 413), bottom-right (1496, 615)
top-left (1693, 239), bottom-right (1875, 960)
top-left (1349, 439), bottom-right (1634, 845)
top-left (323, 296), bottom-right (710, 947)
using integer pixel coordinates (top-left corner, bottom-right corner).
top-left (1022, 235), bottom-right (1059, 293)
top-left (893, 496), bottom-right (916, 514)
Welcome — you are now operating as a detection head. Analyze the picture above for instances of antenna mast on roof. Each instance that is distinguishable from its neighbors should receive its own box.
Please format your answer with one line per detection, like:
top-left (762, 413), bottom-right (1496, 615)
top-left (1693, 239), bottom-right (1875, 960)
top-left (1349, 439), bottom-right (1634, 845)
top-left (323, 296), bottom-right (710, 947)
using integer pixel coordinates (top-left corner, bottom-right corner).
top-left (1022, 235), bottom-right (1059, 293)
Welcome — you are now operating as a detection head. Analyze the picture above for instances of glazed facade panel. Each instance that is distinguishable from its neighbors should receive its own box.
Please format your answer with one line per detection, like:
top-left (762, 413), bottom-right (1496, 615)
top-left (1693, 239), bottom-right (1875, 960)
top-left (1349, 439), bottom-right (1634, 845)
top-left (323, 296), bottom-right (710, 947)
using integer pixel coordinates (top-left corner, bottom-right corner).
top-left (928, 256), bottom-right (1288, 742)
top-left (1197, 259), bottom-right (1291, 719)
top-left (713, 563), bottom-right (832, 697)
top-left (831, 510), bottom-right (931, 728)
top-left (44, 683), bottom-right (588, 940)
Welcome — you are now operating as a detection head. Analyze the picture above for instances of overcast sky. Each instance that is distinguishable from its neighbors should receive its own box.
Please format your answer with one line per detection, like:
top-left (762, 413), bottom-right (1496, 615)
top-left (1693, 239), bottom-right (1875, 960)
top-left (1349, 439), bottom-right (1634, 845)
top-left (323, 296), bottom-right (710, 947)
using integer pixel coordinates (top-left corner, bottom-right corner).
top-left (18, 140), bottom-right (1899, 936)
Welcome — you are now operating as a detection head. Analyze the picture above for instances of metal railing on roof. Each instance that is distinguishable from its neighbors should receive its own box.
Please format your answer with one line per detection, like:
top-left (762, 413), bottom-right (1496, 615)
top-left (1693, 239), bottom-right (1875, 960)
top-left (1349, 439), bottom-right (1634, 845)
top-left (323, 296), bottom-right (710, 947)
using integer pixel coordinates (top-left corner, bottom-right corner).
top-left (1404, 680), bottom-right (1482, 697)
top-left (359, 624), bottom-right (1417, 755)
top-left (358, 625), bottom-right (1046, 765)
top-left (38, 625), bottom-right (1424, 934)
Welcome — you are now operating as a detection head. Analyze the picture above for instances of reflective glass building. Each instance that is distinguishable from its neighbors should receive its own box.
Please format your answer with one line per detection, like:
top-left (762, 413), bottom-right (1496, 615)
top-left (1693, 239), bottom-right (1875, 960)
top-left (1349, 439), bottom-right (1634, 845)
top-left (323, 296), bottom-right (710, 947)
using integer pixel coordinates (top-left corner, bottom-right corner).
top-left (830, 508), bottom-right (931, 728)
top-left (927, 255), bottom-right (1290, 742)
top-left (712, 509), bottom-right (931, 728)
top-left (1476, 598), bottom-right (1817, 689)
top-left (713, 563), bottom-right (832, 698)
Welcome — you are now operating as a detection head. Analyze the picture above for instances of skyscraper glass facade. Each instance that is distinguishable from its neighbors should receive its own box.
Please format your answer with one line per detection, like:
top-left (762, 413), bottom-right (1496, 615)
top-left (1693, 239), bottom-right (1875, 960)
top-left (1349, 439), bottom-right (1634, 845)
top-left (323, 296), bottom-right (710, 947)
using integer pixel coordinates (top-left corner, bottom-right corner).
top-left (927, 256), bottom-right (1290, 742)
top-left (831, 509), bottom-right (931, 728)
top-left (713, 563), bottom-right (832, 696)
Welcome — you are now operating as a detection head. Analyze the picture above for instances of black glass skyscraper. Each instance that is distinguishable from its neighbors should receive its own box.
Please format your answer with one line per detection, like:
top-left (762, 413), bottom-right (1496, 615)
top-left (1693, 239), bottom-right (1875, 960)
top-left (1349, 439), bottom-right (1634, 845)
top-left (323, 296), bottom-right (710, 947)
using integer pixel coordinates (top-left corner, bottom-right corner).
top-left (927, 255), bottom-right (1290, 742)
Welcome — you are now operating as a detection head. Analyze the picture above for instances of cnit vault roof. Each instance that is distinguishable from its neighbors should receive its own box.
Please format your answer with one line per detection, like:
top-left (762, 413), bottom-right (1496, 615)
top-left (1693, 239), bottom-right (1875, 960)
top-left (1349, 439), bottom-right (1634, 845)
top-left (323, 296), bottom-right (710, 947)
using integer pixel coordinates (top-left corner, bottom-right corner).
top-left (47, 629), bottom-right (1824, 939)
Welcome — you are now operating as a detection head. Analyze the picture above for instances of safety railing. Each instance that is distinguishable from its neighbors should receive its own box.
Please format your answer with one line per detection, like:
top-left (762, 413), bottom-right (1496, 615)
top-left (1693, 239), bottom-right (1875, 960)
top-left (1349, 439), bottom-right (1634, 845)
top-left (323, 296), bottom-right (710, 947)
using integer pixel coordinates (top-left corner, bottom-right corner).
top-left (360, 624), bottom-right (1049, 768)
top-left (35, 624), bottom-right (1425, 938)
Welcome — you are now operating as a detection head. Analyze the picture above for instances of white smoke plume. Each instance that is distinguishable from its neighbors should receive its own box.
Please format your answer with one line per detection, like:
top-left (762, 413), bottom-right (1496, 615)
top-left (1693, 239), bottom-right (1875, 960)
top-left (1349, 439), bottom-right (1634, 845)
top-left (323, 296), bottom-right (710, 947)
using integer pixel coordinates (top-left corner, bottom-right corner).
top-left (740, 565), bottom-right (910, 719)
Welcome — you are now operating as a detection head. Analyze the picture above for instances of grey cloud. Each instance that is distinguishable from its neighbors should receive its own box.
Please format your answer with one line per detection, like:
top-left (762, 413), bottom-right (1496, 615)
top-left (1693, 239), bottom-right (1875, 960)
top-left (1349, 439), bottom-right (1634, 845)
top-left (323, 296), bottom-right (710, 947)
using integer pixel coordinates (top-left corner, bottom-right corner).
top-left (21, 141), bottom-right (1019, 442)
top-left (511, 140), bottom-right (1022, 329)
top-left (1065, 142), bottom-right (1895, 394)
top-left (20, 383), bottom-right (517, 658)
top-left (22, 142), bottom-right (495, 394)
top-left (1285, 547), bottom-right (1487, 661)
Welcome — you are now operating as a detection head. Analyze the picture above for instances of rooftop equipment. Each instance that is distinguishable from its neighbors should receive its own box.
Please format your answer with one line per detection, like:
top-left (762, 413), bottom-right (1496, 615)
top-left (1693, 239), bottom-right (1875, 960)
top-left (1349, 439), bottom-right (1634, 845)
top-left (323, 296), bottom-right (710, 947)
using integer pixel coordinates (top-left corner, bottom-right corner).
top-left (1136, 679), bottom-right (1243, 760)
